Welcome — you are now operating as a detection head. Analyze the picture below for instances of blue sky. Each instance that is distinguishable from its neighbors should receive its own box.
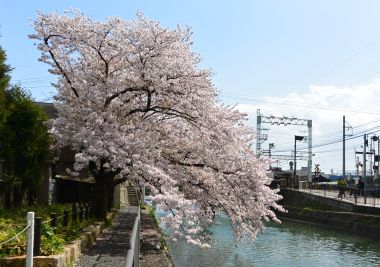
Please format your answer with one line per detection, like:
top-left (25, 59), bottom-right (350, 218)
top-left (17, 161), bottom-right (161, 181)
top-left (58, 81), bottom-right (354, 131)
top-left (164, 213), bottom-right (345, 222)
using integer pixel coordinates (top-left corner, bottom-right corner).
top-left (2, 0), bottom-right (380, 173)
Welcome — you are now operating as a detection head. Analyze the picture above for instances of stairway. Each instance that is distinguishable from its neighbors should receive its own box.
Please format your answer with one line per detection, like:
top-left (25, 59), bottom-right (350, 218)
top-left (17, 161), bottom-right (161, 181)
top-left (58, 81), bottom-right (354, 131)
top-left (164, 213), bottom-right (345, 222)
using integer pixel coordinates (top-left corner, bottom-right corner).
top-left (145, 187), bottom-right (151, 196)
top-left (127, 186), bottom-right (139, 206)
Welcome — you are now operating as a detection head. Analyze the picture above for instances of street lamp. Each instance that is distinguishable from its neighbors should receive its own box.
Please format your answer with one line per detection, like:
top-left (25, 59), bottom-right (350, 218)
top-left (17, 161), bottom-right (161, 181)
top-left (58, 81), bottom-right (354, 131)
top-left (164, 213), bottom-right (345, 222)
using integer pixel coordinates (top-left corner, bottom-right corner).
top-left (268, 143), bottom-right (275, 170)
top-left (268, 143), bottom-right (275, 158)
top-left (293, 135), bottom-right (305, 188)
top-left (371, 135), bottom-right (379, 179)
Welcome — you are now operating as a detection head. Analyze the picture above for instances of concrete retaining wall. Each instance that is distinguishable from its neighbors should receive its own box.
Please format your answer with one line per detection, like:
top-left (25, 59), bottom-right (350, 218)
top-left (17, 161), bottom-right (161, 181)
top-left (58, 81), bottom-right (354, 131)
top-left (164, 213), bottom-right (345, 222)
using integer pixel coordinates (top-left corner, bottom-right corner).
top-left (281, 206), bottom-right (380, 239)
top-left (280, 189), bottom-right (380, 238)
top-left (281, 189), bottom-right (380, 215)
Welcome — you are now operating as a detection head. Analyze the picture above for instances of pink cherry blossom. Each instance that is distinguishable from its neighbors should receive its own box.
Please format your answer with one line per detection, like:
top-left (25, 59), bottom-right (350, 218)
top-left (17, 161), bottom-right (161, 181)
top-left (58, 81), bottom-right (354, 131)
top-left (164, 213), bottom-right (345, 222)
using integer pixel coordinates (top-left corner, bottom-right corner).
top-left (31, 9), bottom-right (285, 246)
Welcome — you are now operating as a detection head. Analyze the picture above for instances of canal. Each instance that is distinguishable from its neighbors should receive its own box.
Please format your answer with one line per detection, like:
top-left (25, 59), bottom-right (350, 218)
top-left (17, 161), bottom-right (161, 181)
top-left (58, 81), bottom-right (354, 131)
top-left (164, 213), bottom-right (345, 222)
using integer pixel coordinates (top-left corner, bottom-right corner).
top-left (163, 214), bottom-right (380, 266)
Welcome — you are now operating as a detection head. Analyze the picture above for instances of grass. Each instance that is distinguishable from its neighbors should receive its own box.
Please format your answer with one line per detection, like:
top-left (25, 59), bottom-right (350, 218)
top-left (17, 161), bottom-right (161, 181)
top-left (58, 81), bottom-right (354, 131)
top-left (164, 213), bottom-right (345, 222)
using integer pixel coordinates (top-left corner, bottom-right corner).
top-left (145, 205), bottom-right (170, 250)
top-left (0, 204), bottom-right (101, 258)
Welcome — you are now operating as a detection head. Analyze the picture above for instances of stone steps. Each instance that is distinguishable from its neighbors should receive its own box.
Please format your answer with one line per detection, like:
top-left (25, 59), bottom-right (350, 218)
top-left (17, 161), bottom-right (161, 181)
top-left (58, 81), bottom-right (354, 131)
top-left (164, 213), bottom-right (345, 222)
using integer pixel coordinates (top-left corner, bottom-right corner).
top-left (127, 186), bottom-right (139, 206)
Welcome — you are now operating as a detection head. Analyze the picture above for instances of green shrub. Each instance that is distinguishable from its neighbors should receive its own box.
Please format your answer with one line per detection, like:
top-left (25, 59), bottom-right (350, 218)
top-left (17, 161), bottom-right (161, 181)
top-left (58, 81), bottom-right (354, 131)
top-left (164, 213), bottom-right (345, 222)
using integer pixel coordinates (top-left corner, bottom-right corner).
top-left (0, 204), bottom-right (101, 258)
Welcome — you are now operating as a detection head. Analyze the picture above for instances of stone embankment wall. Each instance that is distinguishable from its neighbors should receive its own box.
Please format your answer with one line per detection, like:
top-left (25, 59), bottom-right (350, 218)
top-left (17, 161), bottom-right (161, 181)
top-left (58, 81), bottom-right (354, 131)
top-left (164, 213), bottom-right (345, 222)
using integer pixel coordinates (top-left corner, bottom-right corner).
top-left (279, 189), bottom-right (380, 238)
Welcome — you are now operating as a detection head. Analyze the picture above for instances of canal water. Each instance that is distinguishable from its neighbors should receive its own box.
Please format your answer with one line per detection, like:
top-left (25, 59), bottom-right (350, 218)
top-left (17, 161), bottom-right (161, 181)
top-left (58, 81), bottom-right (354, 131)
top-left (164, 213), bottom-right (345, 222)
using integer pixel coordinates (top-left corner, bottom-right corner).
top-left (162, 214), bottom-right (380, 267)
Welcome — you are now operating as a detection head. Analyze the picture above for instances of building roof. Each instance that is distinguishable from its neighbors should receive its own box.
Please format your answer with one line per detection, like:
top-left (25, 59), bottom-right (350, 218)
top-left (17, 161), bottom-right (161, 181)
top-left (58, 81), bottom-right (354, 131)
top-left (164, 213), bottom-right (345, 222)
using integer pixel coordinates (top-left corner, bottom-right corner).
top-left (35, 102), bottom-right (58, 119)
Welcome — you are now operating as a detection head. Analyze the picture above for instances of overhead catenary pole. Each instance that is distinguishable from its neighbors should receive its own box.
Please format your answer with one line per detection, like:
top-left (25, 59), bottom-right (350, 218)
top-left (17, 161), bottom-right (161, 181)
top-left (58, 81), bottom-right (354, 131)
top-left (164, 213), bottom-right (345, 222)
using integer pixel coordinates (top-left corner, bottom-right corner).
top-left (256, 109), bottom-right (262, 157)
top-left (307, 120), bottom-right (312, 182)
top-left (294, 135), bottom-right (305, 188)
top-left (343, 115), bottom-right (346, 180)
top-left (368, 138), bottom-right (375, 176)
top-left (364, 135), bottom-right (366, 178)
top-left (293, 138), bottom-right (296, 188)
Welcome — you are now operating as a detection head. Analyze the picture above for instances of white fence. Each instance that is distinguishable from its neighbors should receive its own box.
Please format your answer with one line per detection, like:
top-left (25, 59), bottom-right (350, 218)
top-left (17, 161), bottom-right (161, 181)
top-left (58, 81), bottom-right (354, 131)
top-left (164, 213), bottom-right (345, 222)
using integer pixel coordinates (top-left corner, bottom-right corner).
top-left (124, 206), bottom-right (141, 267)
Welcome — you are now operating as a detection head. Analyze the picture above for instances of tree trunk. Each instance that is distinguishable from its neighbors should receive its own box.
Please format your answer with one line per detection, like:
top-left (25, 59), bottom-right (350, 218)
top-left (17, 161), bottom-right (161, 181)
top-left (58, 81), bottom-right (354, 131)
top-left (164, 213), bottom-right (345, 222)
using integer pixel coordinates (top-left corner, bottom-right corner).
top-left (93, 179), bottom-right (108, 219)
top-left (89, 161), bottom-right (123, 219)
top-left (106, 183), bottom-right (114, 211)
top-left (92, 173), bottom-right (118, 219)
top-left (13, 184), bottom-right (25, 208)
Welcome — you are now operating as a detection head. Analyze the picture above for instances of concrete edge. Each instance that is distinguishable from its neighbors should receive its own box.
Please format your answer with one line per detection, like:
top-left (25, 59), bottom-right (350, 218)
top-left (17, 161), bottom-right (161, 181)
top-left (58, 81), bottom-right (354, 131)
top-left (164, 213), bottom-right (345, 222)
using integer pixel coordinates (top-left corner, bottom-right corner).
top-left (281, 206), bottom-right (380, 239)
top-left (141, 208), bottom-right (174, 267)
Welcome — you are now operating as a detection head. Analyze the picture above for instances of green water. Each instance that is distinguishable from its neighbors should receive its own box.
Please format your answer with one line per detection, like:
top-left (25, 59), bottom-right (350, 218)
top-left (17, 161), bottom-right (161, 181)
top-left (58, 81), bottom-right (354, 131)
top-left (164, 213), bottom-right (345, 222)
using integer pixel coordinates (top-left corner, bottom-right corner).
top-left (165, 215), bottom-right (380, 267)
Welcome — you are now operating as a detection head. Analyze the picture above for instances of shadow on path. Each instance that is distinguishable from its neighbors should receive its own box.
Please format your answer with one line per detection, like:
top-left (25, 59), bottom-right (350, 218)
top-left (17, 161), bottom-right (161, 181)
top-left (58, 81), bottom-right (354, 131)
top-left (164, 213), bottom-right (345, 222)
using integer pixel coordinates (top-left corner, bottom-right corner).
top-left (75, 207), bottom-right (137, 267)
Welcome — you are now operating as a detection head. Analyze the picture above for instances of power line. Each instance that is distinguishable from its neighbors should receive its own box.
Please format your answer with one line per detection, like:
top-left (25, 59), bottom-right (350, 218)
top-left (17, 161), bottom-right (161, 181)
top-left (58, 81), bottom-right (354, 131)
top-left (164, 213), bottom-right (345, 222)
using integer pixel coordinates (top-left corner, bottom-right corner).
top-left (314, 35), bottom-right (380, 83)
top-left (269, 117), bottom-right (380, 148)
top-left (15, 75), bottom-right (55, 82)
top-left (273, 125), bottom-right (380, 153)
top-left (222, 92), bottom-right (380, 115)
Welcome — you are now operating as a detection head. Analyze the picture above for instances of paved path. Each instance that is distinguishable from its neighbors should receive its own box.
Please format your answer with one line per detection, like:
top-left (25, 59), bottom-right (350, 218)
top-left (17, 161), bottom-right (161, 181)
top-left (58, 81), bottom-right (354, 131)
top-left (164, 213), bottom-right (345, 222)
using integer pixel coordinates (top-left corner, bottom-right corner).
top-left (139, 210), bottom-right (173, 267)
top-left (74, 207), bottom-right (138, 267)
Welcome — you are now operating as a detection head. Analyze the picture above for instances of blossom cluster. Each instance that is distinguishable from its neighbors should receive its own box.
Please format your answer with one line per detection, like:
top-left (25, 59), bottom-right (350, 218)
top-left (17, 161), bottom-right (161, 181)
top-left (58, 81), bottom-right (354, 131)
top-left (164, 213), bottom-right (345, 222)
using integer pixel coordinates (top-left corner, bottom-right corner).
top-left (31, 10), bottom-right (284, 246)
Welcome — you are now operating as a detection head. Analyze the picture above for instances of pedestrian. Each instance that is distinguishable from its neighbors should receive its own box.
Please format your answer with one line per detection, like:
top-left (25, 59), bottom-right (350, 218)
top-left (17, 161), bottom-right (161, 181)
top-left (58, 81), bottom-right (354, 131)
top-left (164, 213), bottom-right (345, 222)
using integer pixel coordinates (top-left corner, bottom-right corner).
top-left (358, 177), bottom-right (364, 196)
top-left (337, 178), bottom-right (346, 198)
top-left (349, 177), bottom-right (356, 197)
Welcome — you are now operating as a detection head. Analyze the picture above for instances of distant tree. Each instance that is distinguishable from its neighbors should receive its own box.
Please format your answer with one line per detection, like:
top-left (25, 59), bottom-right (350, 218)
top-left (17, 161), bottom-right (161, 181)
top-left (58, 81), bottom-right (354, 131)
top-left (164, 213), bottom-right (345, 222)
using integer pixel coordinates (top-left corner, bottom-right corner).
top-left (0, 46), bottom-right (11, 129)
top-left (2, 86), bottom-right (51, 205)
top-left (0, 45), bottom-right (51, 207)
top-left (0, 46), bottom-right (12, 187)
top-left (31, 10), bottom-right (284, 246)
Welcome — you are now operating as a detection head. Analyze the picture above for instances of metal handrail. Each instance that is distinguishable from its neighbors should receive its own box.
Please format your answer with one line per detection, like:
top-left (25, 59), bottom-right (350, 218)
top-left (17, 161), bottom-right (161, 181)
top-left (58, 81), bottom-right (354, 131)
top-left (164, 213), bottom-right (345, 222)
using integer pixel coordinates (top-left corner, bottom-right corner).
top-left (125, 205), bottom-right (141, 267)
top-left (303, 182), bottom-right (380, 207)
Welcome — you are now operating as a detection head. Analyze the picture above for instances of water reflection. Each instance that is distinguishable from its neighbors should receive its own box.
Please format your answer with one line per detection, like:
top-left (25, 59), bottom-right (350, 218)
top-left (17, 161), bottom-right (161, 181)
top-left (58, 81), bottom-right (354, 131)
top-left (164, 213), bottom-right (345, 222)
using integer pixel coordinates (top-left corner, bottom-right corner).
top-left (165, 215), bottom-right (380, 267)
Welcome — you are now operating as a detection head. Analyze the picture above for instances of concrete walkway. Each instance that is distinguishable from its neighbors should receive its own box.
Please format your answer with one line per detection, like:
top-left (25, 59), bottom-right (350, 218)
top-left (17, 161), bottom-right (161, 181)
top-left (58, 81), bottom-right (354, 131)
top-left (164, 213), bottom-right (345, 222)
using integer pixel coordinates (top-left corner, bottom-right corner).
top-left (74, 207), bottom-right (137, 267)
top-left (299, 188), bottom-right (380, 208)
top-left (73, 206), bottom-right (172, 267)
top-left (139, 210), bottom-right (173, 267)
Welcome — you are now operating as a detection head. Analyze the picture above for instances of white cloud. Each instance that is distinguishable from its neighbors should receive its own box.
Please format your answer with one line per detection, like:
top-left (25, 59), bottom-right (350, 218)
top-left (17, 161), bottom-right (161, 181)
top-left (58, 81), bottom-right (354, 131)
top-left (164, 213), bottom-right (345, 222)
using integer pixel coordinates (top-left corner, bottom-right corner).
top-left (234, 80), bottom-right (380, 174)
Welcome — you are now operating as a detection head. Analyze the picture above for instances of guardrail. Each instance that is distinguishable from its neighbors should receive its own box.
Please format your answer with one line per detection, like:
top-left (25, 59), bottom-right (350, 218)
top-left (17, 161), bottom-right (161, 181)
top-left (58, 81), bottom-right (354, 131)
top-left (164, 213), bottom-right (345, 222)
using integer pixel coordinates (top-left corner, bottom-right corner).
top-left (300, 182), bottom-right (380, 207)
top-left (125, 206), bottom-right (141, 267)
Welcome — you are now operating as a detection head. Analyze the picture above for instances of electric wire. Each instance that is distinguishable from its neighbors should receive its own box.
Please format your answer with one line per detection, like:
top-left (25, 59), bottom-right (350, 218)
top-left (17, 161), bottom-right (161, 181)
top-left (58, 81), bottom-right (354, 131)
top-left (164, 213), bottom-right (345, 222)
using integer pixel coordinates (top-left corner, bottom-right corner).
top-left (222, 92), bottom-right (380, 115)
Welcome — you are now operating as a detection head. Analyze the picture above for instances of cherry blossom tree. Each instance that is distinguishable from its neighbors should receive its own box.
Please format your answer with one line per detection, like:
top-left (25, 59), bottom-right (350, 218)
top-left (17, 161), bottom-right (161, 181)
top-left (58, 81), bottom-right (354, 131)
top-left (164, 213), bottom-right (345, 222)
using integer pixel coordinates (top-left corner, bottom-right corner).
top-left (31, 10), bottom-right (284, 246)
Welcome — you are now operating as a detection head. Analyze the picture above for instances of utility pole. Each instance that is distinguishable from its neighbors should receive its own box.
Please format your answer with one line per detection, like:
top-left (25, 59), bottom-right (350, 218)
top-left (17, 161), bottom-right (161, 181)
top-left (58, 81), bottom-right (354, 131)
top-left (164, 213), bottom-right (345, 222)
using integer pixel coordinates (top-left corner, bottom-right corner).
top-left (343, 115), bottom-right (345, 180)
top-left (342, 116), bottom-right (353, 179)
top-left (370, 138), bottom-right (373, 176)
top-left (307, 120), bottom-right (312, 182)
top-left (378, 136), bottom-right (380, 179)
top-left (363, 134), bottom-right (367, 180)
top-left (294, 135), bottom-right (305, 188)
top-left (371, 135), bottom-right (379, 179)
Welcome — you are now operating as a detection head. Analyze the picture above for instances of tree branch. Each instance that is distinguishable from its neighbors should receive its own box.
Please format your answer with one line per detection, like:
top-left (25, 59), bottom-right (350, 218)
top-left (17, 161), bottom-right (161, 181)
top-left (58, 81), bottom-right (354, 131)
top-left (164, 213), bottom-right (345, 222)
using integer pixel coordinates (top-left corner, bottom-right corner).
top-left (44, 35), bottom-right (79, 98)
top-left (89, 161), bottom-right (98, 177)
top-left (113, 176), bottom-right (129, 187)
top-left (104, 87), bottom-right (147, 108)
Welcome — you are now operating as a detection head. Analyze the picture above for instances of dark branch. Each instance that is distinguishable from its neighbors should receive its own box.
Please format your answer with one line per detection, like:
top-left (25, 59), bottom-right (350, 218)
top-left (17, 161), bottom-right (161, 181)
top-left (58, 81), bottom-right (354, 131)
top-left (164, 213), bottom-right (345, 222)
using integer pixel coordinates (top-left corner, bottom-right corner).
top-left (89, 161), bottom-right (98, 177)
top-left (113, 176), bottom-right (129, 187)
top-left (44, 35), bottom-right (79, 98)
top-left (104, 87), bottom-right (147, 108)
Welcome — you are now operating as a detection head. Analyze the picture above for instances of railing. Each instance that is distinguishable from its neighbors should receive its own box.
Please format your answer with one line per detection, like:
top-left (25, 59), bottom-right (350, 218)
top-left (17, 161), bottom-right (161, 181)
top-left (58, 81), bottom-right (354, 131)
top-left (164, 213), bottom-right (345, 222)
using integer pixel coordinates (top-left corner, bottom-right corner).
top-left (33, 202), bottom-right (92, 256)
top-left (125, 205), bottom-right (141, 267)
top-left (0, 202), bottom-right (93, 266)
top-left (0, 212), bottom-right (34, 267)
top-left (299, 182), bottom-right (380, 208)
